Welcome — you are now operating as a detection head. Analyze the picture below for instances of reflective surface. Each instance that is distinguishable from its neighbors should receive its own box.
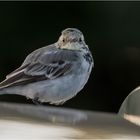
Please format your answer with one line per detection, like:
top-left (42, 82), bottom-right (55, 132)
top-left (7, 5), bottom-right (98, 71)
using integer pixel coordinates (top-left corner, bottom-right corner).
top-left (0, 102), bottom-right (139, 139)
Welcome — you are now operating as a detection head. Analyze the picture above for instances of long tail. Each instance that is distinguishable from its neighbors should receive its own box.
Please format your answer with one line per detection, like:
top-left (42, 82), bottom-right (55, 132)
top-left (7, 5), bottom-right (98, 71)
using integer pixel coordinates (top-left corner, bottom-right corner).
top-left (0, 78), bottom-right (14, 95)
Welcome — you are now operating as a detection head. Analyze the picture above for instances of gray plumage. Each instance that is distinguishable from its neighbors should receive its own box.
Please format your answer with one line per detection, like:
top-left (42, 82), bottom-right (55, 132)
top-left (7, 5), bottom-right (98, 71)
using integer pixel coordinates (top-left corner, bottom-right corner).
top-left (0, 28), bottom-right (93, 105)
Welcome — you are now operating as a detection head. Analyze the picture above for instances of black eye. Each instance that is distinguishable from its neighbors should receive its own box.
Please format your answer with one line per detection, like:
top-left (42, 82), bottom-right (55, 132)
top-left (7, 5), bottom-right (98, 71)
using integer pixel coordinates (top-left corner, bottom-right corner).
top-left (79, 38), bottom-right (82, 42)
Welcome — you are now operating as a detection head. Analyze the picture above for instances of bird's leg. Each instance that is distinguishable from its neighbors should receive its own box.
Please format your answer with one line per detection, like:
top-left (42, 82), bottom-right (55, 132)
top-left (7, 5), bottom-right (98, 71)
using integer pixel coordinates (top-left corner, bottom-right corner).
top-left (32, 97), bottom-right (42, 105)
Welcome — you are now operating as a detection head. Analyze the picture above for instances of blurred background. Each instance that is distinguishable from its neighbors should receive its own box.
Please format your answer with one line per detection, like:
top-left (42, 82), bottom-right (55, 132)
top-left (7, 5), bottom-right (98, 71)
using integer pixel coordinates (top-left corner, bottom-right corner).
top-left (0, 2), bottom-right (139, 113)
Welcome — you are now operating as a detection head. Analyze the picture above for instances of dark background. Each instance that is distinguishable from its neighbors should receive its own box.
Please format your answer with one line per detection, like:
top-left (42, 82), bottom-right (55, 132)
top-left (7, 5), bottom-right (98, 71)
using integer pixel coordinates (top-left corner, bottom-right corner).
top-left (0, 2), bottom-right (139, 113)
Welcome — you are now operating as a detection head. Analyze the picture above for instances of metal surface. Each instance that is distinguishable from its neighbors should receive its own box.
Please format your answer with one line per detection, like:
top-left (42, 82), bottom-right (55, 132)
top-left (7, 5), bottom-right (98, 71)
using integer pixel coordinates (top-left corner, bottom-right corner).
top-left (0, 102), bottom-right (139, 139)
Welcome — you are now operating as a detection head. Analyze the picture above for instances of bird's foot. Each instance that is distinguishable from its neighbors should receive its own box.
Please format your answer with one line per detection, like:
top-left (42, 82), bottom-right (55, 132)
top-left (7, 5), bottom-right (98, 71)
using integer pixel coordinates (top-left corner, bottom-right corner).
top-left (32, 97), bottom-right (42, 105)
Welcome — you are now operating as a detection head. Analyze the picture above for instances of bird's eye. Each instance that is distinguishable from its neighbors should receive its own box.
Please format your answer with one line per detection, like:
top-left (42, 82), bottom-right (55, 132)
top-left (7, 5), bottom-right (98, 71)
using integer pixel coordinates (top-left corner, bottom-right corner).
top-left (79, 38), bottom-right (82, 42)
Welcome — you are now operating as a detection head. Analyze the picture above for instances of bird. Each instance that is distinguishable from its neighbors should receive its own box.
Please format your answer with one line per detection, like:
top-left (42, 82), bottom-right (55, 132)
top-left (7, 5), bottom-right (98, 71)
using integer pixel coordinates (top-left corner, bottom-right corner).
top-left (0, 28), bottom-right (93, 105)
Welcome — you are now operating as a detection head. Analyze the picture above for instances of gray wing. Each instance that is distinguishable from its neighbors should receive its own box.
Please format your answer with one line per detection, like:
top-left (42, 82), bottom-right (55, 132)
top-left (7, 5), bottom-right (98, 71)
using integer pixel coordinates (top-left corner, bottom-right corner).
top-left (0, 45), bottom-right (78, 89)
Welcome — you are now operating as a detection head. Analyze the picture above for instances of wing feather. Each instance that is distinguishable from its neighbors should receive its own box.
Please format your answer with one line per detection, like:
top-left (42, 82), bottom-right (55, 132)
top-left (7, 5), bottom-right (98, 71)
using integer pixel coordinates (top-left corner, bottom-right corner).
top-left (0, 46), bottom-right (78, 89)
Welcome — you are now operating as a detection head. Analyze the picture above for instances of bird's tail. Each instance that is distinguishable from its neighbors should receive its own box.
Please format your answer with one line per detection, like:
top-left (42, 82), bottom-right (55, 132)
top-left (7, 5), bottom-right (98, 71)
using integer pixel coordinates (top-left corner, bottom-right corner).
top-left (0, 79), bottom-right (11, 95)
top-left (0, 79), bottom-right (14, 95)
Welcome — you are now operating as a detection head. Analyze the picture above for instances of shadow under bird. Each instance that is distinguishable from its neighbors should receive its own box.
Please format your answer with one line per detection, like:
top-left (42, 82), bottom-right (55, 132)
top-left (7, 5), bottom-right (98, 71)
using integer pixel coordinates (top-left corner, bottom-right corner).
top-left (0, 28), bottom-right (93, 105)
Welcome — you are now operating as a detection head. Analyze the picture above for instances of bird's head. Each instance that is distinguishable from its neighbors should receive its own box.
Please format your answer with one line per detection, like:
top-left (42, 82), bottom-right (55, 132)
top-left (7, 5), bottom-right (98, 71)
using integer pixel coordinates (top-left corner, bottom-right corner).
top-left (57, 28), bottom-right (87, 51)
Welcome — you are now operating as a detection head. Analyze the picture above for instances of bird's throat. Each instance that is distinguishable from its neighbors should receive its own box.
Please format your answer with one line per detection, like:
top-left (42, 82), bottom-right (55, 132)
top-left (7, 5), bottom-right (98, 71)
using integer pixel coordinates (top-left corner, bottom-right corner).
top-left (60, 42), bottom-right (82, 51)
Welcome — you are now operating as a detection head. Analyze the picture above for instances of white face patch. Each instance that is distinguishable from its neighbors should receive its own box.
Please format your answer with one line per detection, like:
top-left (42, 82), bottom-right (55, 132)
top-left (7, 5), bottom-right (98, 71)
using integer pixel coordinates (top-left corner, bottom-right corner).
top-left (61, 42), bottom-right (83, 51)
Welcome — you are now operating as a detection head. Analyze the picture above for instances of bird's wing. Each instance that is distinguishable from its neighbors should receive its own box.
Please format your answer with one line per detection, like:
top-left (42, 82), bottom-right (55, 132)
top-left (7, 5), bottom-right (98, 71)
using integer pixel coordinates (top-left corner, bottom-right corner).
top-left (0, 46), bottom-right (78, 89)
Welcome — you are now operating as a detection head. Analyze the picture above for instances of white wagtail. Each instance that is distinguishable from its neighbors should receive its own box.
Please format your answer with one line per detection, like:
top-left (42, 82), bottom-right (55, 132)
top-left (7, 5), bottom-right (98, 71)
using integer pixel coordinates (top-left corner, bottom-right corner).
top-left (0, 28), bottom-right (93, 105)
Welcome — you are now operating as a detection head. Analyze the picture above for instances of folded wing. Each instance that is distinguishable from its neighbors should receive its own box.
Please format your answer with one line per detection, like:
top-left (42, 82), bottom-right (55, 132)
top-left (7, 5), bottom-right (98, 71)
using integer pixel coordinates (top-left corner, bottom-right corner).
top-left (0, 46), bottom-right (78, 89)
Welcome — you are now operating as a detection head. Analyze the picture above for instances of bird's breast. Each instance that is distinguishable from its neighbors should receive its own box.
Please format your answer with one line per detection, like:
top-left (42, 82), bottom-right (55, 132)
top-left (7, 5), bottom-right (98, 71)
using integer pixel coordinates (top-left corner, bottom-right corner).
top-left (71, 57), bottom-right (92, 91)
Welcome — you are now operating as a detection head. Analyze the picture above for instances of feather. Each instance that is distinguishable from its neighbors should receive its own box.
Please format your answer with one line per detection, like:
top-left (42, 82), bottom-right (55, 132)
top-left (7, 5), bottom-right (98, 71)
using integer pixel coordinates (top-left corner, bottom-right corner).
top-left (0, 45), bottom-right (78, 89)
